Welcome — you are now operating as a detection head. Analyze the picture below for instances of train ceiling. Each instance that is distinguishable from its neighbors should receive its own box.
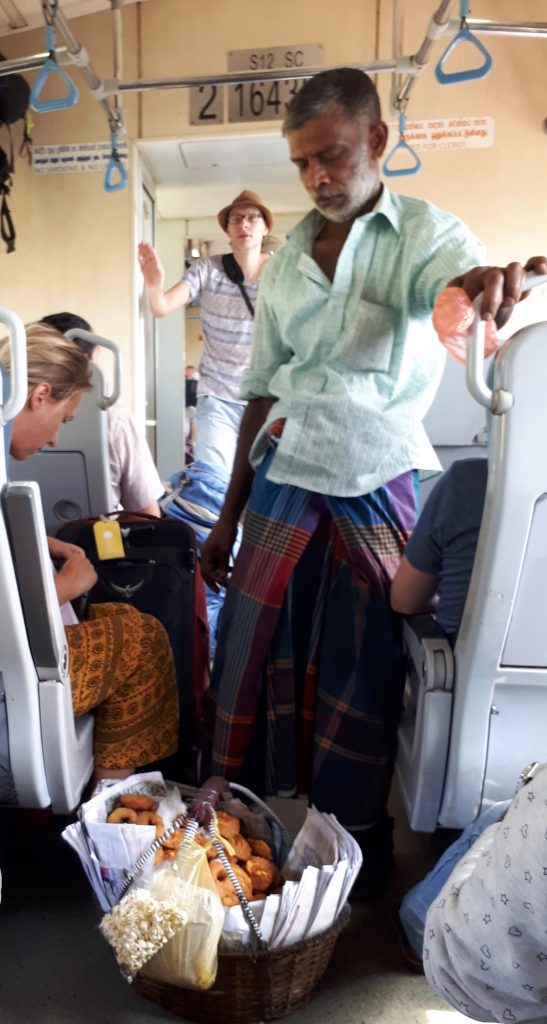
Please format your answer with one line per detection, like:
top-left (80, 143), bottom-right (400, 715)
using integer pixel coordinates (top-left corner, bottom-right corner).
top-left (0, 0), bottom-right (145, 35)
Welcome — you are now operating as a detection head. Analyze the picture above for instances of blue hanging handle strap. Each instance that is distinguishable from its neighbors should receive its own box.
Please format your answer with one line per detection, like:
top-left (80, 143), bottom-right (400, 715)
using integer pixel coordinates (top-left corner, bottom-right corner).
top-left (435, 0), bottom-right (492, 85)
top-left (30, 24), bottom-right (79, 112)
top-left (104, 130), bottom-right (128, 193)
top-left (382, 112), bottom-right (422, 178)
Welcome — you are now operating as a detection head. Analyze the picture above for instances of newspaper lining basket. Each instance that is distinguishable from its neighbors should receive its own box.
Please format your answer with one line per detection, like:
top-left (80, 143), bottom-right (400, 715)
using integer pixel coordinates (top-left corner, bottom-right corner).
top-left (133, 903), bottom-right (350, 1024)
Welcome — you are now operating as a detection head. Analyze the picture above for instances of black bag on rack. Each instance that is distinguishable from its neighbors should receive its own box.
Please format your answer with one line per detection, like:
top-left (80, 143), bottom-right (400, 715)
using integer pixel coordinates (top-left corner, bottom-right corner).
top-left (57, 514), bottom-right (210, 784)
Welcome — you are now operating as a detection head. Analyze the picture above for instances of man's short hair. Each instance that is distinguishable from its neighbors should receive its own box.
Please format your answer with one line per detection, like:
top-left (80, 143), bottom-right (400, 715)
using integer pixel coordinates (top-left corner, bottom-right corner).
top-left (282, 68), bottom-right (382, 134)
top-left (41, 311), bottom-right (96, 358)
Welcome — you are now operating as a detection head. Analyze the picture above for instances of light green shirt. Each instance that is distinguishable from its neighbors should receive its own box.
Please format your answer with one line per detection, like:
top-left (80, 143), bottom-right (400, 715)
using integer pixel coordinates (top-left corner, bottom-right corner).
top-left (241, 187), bottom-right (485, 497)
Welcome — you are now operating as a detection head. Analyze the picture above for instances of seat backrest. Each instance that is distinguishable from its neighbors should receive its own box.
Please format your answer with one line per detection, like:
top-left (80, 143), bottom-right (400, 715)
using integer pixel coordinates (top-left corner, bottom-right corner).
top-left (0, 363), bottom-right (11, 471)
top-left (2, 480), bottom-right (94, 812)
top-left (0, 329), bottom-right (52, 807)
top-left (9, 361), bottom-right (112, 533)
top-left (440, 320), bottom-right (547, 825)
top-left (397, 316), bottom-right (547, 831)
top-left (421, 342), bottom-right (488, 503)
top-left (0, 308), bottom-right (93, 812)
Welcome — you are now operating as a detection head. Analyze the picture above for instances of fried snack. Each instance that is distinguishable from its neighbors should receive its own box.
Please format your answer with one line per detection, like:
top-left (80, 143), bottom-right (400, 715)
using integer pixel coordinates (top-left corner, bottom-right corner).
top-left (231, 833), bottom-right (252, 862)
top-left (195, 834), bottom-right (218, 860)
top-left (137, 811), bottom-right (165, 838)
top-left (246, 856), bottom-right (282, 893)
top-left (248, 838), bottom-right (273, 861)
top-left (216, 811), bottom-right (240, 839)
top-left (161, 829), bottom-right (184, 851)
top-left (107, 806), bottom-right (138, 825)
top-left (119, 793), bottom-right (156, 812)
top-left (210, 859), bottom-right (253, 907)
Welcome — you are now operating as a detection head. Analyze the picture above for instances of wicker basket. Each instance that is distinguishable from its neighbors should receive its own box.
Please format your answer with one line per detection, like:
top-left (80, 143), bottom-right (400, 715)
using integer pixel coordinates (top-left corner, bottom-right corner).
top-left (133, 903), bottom-right (350, 1024)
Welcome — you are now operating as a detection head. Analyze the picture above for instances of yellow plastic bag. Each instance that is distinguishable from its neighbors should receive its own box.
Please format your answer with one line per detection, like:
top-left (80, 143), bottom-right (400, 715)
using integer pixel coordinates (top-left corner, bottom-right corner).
top-left (101, 840), bottom-right (224, 989)
top-left (140, 841), bottom-right (224, 989)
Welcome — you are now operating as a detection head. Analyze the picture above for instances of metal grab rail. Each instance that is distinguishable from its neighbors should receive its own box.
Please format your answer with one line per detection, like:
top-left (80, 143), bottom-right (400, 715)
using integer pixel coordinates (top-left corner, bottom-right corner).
top-left (65, 329), bottom-right (123, 408)
top-left (466, 273), bottom-right (547, 413)
top-left (0, 307), bottom-right (27, 426)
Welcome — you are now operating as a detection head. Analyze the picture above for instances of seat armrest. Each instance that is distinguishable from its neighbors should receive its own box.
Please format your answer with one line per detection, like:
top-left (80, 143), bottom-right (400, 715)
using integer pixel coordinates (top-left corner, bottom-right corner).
top-left (403, 615), bottom-right (454, 693)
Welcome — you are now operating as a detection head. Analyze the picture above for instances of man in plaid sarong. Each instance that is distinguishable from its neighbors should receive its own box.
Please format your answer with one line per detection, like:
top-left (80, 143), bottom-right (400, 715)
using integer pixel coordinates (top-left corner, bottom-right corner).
top-left (201, 68), bottom-right (539, 896)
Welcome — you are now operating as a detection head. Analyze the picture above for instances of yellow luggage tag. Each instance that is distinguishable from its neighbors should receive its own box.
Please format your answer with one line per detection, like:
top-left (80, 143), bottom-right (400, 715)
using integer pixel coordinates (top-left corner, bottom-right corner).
top-left (93, 520), bottom-right (125, 561)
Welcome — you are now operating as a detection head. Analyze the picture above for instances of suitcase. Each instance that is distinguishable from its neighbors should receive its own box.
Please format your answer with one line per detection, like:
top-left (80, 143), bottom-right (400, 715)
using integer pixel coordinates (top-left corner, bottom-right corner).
top-left (57, 514), bottom-right (210, 784)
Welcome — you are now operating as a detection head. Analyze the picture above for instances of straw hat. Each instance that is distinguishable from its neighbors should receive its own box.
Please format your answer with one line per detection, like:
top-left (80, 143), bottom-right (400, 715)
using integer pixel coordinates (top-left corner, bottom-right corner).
top-left (217, 190), bottom-right (274, 232)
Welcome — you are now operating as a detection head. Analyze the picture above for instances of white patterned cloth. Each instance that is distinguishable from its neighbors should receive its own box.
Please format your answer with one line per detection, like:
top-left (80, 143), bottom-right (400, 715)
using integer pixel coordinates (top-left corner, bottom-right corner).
top-left (424, 764), bottom-right (547, 1023)
top-left (107, 405), bottom-right (163, 512)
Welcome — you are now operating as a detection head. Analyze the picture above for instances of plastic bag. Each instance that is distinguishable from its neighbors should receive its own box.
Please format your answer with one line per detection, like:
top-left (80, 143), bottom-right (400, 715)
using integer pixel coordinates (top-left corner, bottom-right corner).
top-left (101, 840), bottom-right (224, 988)
top-left (142, 841), bottom-right (224, 988)
top-left (433, 286), bottom-right (499, 363)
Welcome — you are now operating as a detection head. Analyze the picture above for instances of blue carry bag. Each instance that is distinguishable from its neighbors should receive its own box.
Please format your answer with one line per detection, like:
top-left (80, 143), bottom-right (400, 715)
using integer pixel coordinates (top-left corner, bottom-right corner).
top-left (160, 460), bottom-right (242, 658)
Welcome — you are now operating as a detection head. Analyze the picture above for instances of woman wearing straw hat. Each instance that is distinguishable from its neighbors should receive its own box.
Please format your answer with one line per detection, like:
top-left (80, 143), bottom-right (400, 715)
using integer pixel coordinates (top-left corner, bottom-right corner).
top-left (138, 190), bottom-right (274, 474)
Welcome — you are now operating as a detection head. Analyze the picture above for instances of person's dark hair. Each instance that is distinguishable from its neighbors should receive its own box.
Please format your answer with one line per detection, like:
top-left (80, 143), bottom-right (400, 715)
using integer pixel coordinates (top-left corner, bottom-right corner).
top-left (282, 68), bottom-right (382, 134)
top-left (41, 312), bottom-right (96, 358)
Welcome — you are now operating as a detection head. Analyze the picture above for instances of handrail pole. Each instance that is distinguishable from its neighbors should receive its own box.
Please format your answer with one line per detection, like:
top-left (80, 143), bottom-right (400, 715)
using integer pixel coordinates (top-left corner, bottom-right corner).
top-left (48, 1), bottom-right (123, 131)
top-left (395, 0), bottom-right (456, 111)
top-left (0, 50), bottom-right (68, 76)
top-left (110, 0), bottom-right (123, 116)
top-left (114, 59), bottom-right (398, 95)
top-left (465, 19), bottom-right (547, 38)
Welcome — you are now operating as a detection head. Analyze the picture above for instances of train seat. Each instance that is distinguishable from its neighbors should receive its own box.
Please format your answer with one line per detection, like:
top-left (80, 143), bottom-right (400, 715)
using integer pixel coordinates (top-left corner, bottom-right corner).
top-left (421, 347), bottom-right (488, 503)
top-left (0, 310), bottom-right (94, 813)
top-left (396, 313), bottom-right (547, 831)
top-left (9, 331), bottom-right (122, 535)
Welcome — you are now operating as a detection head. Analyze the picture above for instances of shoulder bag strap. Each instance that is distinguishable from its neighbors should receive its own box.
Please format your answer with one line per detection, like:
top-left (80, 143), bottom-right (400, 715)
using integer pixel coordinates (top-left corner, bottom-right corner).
top-left (221, 253), bottom-right (255, 319)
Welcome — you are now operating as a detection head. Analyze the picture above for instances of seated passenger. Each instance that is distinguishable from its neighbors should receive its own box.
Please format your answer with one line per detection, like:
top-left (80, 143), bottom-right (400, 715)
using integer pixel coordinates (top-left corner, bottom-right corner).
top-left (390, 457), bottom-right (487, 645)
top-left (422, 763), bottom-right (547, 1024)
top-left (40, 312), bottom-right (163, 517)
top-left (2, 323), bottom-right (179, 784)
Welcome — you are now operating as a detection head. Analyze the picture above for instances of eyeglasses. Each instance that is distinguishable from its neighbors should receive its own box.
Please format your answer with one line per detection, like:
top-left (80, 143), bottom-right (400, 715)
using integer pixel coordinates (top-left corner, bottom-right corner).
top-left (227, 213), bottom-right (264, 226)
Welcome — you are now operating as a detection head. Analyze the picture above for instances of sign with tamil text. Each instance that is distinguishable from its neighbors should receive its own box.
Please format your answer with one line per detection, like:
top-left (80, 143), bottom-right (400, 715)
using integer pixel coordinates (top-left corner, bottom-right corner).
top-left (389, 116), bottom-right (494, 152)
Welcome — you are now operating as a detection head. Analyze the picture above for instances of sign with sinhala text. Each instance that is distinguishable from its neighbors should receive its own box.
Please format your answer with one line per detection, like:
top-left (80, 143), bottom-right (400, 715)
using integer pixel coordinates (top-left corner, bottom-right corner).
top-left (32, 141), bottom-right (129, 174)
top-left (389, 116), bottom-right (494, 152)
top-left (189, 44), bottom-right (323, 127)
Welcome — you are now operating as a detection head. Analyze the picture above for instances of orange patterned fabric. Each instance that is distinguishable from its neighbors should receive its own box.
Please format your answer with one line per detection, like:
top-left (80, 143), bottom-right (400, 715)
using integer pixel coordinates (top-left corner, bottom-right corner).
top-left (65, 603), bottom-right (179, 769)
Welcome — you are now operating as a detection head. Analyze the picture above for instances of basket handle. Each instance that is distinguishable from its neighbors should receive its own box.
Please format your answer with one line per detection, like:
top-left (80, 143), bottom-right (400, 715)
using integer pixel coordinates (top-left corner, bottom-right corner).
top-left (229, 781), bottom-right (291, 846)
top-left (188, 775), bottom-right (228, 826)
top-left (116, 777), bottom-right (282, 953)
top-left (117, 776), bottom-right (229, 898)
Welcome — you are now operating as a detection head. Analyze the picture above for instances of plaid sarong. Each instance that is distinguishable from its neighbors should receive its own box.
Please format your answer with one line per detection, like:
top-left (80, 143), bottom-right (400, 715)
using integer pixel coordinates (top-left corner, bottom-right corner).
top-left (206, 446), bottom-right (418, 826)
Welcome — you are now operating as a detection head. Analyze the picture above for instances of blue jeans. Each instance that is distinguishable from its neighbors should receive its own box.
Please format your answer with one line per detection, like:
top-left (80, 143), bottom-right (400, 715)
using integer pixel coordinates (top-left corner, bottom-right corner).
top-left (399, 800), bottom-right (511, 956)
top-left (194, 396), bottom-right (245, 475)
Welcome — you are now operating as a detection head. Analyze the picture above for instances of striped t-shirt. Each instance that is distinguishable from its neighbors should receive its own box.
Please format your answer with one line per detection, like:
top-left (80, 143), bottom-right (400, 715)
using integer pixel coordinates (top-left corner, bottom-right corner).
top-left (183, 255), bottom-right (259, 404)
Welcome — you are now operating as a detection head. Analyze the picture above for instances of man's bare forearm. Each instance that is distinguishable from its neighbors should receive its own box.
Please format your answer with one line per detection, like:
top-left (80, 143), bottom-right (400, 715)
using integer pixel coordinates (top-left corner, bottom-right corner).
top-left (147, 280), bottom-right (191, 318)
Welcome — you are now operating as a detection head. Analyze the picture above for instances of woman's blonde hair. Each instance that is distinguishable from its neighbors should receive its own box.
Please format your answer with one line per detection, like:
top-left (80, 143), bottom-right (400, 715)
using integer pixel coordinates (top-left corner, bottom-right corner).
top-left (0, 322), bottom-right (92, 401)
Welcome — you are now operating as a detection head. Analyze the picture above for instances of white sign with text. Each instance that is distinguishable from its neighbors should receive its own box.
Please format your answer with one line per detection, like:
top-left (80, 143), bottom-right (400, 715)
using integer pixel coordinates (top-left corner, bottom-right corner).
top-left (389, 116), bottom-right (494, 152)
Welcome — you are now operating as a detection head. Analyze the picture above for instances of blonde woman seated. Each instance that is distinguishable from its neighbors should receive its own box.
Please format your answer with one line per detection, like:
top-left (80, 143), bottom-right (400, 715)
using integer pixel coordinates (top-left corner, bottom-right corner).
top-left (1, 323), bottom-right (179, 784)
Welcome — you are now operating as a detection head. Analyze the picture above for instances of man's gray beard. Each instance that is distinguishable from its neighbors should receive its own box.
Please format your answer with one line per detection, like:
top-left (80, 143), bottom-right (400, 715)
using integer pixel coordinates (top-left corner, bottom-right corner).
top-left (315, 199), bottom-right (356, 223)
top-left (313, 166), bottom-right (378, 223)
